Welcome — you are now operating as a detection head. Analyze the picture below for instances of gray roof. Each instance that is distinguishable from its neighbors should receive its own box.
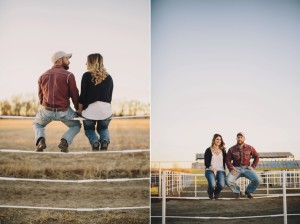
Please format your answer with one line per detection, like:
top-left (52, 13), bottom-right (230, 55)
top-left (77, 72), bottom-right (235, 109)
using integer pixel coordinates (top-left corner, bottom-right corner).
top-left (196, 152), bottom-right (294, 160)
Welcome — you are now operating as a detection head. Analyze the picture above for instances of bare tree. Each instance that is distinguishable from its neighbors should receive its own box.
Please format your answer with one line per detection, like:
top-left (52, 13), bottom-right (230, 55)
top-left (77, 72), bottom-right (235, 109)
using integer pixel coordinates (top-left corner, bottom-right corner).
top-left (0, 100), bottom-right (12, 115)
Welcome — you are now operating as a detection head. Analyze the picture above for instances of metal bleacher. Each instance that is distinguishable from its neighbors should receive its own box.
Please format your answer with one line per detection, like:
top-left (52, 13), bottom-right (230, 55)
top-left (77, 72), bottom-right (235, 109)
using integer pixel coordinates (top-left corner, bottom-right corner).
top-left (194, 152), bottom-right (300, 170)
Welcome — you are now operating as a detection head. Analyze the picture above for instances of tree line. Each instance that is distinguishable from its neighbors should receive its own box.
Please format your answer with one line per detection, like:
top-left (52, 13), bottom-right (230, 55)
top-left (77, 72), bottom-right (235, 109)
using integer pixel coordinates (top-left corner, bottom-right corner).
top-left (0, 95), bottom-right (150, 117)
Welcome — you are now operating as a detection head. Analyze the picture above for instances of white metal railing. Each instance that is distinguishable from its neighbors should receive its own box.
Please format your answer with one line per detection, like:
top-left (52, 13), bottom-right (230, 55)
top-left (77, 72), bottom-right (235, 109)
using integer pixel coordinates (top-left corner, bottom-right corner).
top-left (151, 170), bottom-right (300, 224)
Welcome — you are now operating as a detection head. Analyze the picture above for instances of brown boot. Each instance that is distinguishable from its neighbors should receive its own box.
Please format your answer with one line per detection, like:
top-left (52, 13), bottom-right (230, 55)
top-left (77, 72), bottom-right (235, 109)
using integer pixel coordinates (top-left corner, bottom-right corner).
top-left (58, 138), bottom-right (69, 153)
top-left (100, 140), bottom-right (109, 151)
top-left (35, 137), bottom-right (46, 152)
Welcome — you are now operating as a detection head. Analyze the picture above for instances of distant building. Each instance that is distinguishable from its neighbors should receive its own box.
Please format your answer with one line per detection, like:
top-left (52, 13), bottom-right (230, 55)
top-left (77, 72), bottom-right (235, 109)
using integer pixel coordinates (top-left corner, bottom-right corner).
top-left (192, 152), bottom-right (300, 170)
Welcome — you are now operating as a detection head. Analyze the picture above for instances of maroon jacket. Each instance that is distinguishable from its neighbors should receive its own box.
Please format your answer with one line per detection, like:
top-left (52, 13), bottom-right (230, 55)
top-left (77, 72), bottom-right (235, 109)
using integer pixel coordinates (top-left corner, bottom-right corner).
top-left (38, 65), bottom-right (79, 110)
top-left (226, 143), bottom-right (259, 171)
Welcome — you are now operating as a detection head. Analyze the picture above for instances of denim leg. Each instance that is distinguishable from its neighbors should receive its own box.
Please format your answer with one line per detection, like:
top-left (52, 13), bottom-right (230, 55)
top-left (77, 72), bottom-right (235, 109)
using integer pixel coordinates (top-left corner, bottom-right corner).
top-left (60, 108), bottom-right (81, 146)
top-left (83, 120), bottom-right (99, 145)
top-left (61, 120), bottom-right (81, 146)
top-left (33, 109), bottom-right (52, 145)
top-left (96, 118), bottom-right (111, 143)
top-left (244, 169), bottom-right (262, 194)
top-left (215, 171), bottom-right (226, 195)
top-left (205, 170), bottom-right (216, 195)
top-left (226, 168), bottom-right (242, 194)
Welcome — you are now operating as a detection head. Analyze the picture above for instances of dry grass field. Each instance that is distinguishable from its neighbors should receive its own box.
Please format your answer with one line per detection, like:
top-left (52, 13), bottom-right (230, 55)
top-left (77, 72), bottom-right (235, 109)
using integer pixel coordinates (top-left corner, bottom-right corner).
top-left (0, 119), bottom-right (150, 224)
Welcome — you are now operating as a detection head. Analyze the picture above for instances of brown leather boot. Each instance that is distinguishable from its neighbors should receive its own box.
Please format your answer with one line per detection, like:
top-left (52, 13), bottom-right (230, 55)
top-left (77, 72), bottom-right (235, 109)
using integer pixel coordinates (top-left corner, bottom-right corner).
top-left (58, 138), bottom-right (69, 153)
top-left (100, 140), bottom-right (109, 151)
top-left (35, 137), bottom-right (46, 152)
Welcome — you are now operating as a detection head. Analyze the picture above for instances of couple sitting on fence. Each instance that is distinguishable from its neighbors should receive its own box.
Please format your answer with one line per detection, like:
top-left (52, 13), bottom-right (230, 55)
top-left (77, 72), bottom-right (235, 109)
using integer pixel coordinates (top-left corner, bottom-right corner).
top-left (33, 51), bottom-right (113, 153)
top-left (204, 132), bottom-right (262, 199)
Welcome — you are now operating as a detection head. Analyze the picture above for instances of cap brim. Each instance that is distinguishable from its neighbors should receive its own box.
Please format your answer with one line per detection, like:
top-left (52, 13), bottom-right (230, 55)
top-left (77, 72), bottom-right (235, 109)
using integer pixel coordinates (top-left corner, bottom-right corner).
top-left (65, 53), bottom-right (72, 58)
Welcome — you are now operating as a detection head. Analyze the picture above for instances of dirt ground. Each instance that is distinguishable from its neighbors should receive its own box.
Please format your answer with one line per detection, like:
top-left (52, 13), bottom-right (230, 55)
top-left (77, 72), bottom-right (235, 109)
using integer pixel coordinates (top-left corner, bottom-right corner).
top-left (0, 119), bottom-right (150, 224)
top-left (151, 194), bottom-right (300, 224)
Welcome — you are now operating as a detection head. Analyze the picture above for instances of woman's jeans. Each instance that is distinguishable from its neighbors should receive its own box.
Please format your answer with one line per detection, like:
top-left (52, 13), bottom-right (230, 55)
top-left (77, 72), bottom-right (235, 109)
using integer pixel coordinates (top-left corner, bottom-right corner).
top-left (83, 117), bottom-right (111, 145)
top-left (205, 170), bottom-right (226, 195)
top-left (33, 107), bottom-right (81, 146)
top-left (226, 166), bottom-right (262, 194)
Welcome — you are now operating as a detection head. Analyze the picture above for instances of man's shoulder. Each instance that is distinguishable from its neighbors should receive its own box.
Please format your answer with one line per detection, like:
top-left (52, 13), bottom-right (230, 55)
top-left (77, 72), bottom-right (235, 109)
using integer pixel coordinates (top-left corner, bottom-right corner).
top-left (228, 145), bottom-right (238, 151)
top-left (244, 143), bottom-right (255, 150)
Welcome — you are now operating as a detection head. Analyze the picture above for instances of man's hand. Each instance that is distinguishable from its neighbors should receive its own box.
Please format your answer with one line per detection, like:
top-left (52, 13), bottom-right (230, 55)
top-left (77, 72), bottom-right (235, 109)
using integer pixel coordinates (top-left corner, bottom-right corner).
top-left (248, 166), bottom-right (254, 170)
top-left (76, 110), bottom-right (82, 117)
top-left (231, 168), bottom-right (237, 175)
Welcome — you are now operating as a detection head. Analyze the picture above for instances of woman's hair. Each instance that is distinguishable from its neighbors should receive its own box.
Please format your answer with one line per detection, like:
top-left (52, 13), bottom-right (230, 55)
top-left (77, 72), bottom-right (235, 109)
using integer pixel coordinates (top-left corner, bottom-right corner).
top-left (210, 133), bottom-right (226, 150)
top-left (87, 53), bottom-right (108, 85)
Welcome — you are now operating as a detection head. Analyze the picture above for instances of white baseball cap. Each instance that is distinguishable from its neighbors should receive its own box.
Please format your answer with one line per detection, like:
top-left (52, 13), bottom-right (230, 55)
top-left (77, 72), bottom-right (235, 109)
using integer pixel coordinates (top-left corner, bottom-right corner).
top-left (51, 51), bottom-right (72, 63)
top-left (237, 132), bottom-right (245, 137)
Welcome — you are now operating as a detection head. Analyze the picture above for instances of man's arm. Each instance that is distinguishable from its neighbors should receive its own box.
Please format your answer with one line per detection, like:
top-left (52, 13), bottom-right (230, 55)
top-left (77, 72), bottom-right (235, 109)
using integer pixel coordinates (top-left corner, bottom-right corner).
top-left (225, 148), bottom-right (234, 171)
top-left (68, 74), bottom-right (79, 110)
top-left (38, 77), bottom-right (43, 105)
top-left (251, 146), bottom-right (259, 169)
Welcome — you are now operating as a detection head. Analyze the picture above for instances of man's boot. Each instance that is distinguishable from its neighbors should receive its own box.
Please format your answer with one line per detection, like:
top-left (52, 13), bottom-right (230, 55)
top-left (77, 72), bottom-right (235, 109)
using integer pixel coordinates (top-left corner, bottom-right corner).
top-left (35, 137), bottom-right (46, 152)
top-left (58, 138), bottom-right (69, 153)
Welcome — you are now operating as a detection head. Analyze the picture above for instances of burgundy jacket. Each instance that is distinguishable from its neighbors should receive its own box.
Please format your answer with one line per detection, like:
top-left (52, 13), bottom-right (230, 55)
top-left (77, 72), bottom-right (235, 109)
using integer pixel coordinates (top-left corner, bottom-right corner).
top-left (38, 65), bottom-right (79, 110)
top-left (226, 143), bottom-right (259, 171)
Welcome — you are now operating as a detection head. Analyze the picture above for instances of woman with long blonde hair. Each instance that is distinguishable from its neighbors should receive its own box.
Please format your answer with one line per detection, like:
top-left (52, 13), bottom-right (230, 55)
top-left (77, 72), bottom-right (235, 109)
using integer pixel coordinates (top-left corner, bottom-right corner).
top-left (77, 53), bottom-right (113, 150)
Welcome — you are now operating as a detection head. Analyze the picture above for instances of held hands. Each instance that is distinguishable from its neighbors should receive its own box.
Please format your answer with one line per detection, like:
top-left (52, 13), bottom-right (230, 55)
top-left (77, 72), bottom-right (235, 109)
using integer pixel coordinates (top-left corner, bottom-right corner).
top-left (209, 166), bottom-right (217, 177)
top-left (231, 168), bottom-right (237, 176)
top-left (248, 166), bottom-right (254, 170)
top-left (76, 110), bottom-right (82, 117)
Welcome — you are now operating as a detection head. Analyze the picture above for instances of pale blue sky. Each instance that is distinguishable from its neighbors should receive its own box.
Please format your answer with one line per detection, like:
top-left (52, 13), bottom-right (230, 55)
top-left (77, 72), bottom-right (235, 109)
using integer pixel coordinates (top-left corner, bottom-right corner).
top-left (151, 0), bottom-right (300, 161)
top-left (0, 0), bottom-right (150, 102)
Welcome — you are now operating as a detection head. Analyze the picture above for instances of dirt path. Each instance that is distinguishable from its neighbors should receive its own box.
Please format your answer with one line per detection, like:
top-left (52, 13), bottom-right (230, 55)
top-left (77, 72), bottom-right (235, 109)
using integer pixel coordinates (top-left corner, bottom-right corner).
top-left (151, 197), bottom-right (300, 224)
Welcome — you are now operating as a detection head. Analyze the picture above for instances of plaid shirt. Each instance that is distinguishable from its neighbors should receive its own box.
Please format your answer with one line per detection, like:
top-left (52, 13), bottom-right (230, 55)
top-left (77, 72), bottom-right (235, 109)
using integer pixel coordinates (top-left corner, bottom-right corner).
top-left (38, 65), bottom-right (79, 109)
top-left (226, 143), bottom-right (259, 171)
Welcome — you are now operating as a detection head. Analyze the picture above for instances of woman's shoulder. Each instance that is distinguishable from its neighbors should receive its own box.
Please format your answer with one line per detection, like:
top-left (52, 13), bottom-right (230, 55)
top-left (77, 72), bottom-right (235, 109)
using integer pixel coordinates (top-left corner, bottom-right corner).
top-left (205, 147), bottom-right (211, 153)
top-left (83, 72), bottom-right (92, 77)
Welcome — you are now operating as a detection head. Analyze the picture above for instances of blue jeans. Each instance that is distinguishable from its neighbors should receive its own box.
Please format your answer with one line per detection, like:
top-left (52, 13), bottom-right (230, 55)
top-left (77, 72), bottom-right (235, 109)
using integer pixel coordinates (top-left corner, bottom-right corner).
top-left (205, 170), bottom-right (226, 195)
top-left (83, 117), bottom-right (111, 145)
top-left (33, 108), bottom-right (81, 146)
top-left (226, 166), bottom-right (262, 194)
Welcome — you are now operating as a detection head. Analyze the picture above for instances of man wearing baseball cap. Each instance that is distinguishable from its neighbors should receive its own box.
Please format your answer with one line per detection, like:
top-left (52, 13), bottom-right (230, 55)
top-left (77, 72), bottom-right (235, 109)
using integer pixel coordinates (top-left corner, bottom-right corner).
top-left (225, 132), bottom-right (262, 199)
top-left (33, 51), bottom-right (81, 153)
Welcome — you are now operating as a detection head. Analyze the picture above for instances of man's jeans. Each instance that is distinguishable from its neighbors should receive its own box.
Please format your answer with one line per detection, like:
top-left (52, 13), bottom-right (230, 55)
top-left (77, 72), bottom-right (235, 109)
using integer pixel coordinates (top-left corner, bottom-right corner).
top-left (83, 117), bottom-right (111, 145)
top-left (33, 108), bottom-right (81, 146)
top-left (226, 166), bottom-right (262, 194)
top-left (205, 170), bottom-right (226, 195)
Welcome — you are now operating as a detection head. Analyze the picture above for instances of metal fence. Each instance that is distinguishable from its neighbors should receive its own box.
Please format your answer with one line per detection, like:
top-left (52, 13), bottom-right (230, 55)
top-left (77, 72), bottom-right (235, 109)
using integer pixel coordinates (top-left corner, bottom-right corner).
top-left (151, 170), bottom-right (300, 224)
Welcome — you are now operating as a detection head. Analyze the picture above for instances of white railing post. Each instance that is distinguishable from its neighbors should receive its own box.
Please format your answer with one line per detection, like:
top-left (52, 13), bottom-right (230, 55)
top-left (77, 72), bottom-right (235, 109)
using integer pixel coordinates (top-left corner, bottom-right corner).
top-left (194, 175), bottom-right (197, 197)
top-left (266, 172), bottom-right (269, 195)
top-left (159, 163), bottom-right (162, 198)
top-left (283, 170), bottom-right (287, 224)
top-left (162, 171), bottom-right (166, 224)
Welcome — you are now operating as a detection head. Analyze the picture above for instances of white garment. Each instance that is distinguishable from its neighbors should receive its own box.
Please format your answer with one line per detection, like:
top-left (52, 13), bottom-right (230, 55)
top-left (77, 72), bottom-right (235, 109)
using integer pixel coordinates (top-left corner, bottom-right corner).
top-left (82, 101), bottom-right (112, 120)
top-left (211, 153), bottom-right (224, 171)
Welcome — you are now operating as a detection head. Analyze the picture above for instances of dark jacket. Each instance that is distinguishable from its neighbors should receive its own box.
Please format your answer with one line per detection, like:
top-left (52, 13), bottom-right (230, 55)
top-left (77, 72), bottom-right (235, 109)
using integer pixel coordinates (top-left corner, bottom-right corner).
top-left (79, 72), bottom-right (113, 110)
top-left (204, 147), bottom-right (227, 170)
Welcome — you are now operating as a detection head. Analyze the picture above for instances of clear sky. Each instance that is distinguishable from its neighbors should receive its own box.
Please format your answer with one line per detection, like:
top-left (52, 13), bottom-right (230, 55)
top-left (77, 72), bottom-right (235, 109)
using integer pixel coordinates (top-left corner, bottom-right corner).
top-left (0, 0), bottom-right (150, 103)
top-left (151, 0), bottom-right (300, 162)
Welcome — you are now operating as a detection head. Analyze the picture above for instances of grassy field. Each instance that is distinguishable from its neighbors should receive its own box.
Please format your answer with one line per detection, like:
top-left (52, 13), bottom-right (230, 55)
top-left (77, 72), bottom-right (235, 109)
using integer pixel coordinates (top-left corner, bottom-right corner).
top-left (0, 119), bottom-right (150, 224)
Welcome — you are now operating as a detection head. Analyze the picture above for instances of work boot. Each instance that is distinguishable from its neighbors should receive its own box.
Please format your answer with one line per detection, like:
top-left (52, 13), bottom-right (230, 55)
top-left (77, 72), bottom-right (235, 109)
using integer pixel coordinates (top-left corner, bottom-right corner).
top-left (208, 193), bottom-right (214, 200)
top-left (58, 138), bottom-right (69, 153)
top-left (245, 191), bottom-right (254, 199)
top-left (92, 141), bottom-right (100, 151)
top-left (35, 137), bottom-right (46, 152)
top-left (100, 140), bottom-right (109, 151)
top-left (233, 193), bottom-right (240, 199)
top-left (214, 193), bottom-right (220, 200)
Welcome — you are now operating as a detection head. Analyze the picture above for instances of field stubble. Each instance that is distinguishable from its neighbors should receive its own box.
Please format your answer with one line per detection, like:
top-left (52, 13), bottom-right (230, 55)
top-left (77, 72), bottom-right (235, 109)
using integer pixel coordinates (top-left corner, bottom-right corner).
top-left (0, 119), bottom-right (150, 223)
